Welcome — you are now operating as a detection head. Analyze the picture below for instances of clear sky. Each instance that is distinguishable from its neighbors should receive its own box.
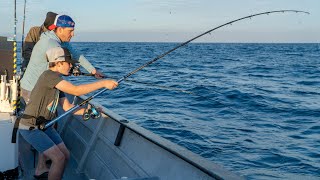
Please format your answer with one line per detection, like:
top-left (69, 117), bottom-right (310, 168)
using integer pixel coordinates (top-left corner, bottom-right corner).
top-left (1, 0), bottom-right (319, 42)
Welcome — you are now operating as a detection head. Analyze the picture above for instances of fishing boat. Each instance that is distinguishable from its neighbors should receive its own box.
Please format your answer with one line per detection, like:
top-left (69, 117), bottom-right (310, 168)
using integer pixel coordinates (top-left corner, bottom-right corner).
top-left (1, 1), bottom-right (308, 179)
top-left (0, 1), bottom-right (243, 179)
top-left (0, 14), bottom-right (242, 180)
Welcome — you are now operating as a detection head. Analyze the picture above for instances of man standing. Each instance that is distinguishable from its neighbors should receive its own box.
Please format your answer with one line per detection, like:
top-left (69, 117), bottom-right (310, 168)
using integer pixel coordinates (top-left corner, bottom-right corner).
top-left (19, 14), bottom-right (104, 178)
top-left (21, 14), bottom-right (104, 103)
top-left (22, 12), bottom-right (58, 71)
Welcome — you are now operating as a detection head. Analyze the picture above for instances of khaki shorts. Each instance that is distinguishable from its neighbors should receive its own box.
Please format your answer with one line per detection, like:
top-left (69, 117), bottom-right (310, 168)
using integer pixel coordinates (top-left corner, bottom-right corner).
top-left (21, 88), bottom-right (31, 105)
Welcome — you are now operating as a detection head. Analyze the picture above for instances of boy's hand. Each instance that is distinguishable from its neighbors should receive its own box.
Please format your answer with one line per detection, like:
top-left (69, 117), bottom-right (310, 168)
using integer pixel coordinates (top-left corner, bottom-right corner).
top-left (104, 80), bottom-right (118, 90)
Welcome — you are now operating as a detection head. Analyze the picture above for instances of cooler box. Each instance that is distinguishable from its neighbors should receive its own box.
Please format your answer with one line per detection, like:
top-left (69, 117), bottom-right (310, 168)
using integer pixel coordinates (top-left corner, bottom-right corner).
top-left (0, 112), bottom-right (18, 172)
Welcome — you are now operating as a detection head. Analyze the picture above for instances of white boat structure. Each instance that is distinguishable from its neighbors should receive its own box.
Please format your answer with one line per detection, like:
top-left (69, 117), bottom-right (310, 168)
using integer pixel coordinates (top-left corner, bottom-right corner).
top-left (0, 34), bottom-right (243, 180)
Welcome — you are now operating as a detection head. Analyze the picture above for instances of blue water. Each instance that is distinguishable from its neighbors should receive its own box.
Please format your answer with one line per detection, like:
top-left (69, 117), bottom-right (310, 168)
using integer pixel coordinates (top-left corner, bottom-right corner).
top-left (34, 43), bottom-right (320, 179)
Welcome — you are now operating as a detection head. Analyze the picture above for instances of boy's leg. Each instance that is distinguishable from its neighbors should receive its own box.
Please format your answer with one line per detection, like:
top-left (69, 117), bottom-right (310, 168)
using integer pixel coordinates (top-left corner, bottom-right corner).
top-left (36, 153), bottom-right (49, 175)
top-left (19, 129), bottom-right (66, 179)
top-left (42, 145), bottom-right (66, 180)
top-left (44, 127), bottom-right (70, 175)
top-left (44, 127), bottom-right (67, 160)
top-left (57, 143), bottom-right (70, 163)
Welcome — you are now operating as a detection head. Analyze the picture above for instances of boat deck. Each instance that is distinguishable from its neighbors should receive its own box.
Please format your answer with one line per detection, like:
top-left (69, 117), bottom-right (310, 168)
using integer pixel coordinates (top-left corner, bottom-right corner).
top-left (0, 112), bottom-right (87, 179)
top-left (0, 99), bottom-right (242, 180)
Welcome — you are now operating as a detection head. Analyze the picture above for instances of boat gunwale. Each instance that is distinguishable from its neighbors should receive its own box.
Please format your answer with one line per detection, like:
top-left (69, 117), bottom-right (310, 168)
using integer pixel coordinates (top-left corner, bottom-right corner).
top-left (75, 95), bottom-right (243, 180)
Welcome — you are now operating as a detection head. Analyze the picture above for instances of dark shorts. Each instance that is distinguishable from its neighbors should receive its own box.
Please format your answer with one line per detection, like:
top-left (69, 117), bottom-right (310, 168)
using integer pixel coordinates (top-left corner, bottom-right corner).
top-left (19, 127), bottom-right (63, 153)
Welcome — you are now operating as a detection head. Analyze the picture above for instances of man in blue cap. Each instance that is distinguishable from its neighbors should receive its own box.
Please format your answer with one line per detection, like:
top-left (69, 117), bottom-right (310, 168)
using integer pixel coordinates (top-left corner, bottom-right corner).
top-left (21, 14), bottom-right (104, 104)
top-left (20, 14), bottom-right (105, 179)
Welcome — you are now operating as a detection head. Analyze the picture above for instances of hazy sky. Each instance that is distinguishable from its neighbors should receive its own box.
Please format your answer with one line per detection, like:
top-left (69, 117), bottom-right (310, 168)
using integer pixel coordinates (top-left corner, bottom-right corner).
top-left (1, 0), bottom-right (319, 42)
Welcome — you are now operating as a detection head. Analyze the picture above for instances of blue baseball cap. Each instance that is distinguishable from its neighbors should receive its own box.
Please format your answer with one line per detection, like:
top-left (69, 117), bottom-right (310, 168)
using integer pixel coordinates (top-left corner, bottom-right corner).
top-left (50, 15), bottom-right (75, 29)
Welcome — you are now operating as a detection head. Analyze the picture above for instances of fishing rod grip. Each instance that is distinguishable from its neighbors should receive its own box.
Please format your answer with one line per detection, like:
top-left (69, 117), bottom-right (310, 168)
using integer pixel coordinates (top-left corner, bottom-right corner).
top-left (42, 88), bottom-right (109, 130)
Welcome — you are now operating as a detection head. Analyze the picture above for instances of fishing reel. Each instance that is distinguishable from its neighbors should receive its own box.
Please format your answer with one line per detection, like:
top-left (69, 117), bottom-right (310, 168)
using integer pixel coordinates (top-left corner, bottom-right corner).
top-left (69, 64), bottom-right (81, 76)
top-left (83, 104), bottom-right (101, 121)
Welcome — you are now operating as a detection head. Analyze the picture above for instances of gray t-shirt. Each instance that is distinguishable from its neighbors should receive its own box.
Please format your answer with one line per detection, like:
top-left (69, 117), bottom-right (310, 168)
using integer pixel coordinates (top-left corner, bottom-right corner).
top-left (20, 70), bottom-right (64, 127)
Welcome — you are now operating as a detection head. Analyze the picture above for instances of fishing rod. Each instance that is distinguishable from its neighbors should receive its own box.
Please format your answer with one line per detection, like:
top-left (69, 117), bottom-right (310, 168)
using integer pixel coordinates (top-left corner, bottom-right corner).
top-left (41, 9), bottom-right (309, 130)
top-left (13, 0), bottom-right (17, 75)
top-left (70, 66), bottom-right (196, 94)
top-left (78, 72), bottom-right (196, 95)
top-left (21, 0), bottom-right (27, 71)
top-left (13, 0), bottom-right (17, 42)
top-left (73, 70), bottom-right (247, 119)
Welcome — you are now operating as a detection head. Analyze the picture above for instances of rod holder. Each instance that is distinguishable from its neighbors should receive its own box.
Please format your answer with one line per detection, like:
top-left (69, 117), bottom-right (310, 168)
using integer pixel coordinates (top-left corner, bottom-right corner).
top-left (1, 75), bottom-right (7, 100)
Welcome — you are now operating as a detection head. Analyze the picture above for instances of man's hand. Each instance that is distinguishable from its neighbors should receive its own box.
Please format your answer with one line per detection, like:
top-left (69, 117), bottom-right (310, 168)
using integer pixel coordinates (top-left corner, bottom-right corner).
top-left (91, 69), bottom-right (105, 79)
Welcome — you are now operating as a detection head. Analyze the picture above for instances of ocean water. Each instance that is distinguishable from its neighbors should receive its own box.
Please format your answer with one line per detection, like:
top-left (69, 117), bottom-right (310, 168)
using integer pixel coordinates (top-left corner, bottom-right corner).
top-left (25, 42), bottom-right (320, 179)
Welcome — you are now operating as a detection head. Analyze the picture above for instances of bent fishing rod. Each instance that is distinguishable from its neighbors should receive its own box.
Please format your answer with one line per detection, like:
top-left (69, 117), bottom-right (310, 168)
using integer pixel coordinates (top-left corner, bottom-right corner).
top-left (41, 9), bottom-right (309, 130)
top-left (77, 72), bottom-right (194, 94)
top-left (77, 72), bottom-right (250, 119)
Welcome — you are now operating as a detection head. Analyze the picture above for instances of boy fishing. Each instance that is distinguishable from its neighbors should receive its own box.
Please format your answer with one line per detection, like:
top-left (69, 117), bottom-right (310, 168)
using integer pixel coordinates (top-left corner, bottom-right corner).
top-left (17, 47), bottom-right (118, 180)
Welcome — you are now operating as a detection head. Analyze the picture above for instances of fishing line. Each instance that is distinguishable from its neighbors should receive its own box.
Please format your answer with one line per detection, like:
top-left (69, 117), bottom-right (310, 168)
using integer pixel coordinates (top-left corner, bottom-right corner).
top-left (76, 72), bottom-right (196, 94)
top-left (124, 78), bottom-right (249, 120)
top-left (71, 72), bottom-right (249, 120)
top-left (42, 10), bottom-right (309, 129)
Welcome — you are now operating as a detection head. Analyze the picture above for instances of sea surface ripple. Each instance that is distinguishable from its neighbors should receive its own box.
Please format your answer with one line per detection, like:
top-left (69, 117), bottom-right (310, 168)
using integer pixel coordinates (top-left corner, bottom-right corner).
top-left (66, 42), bottom-right (319, 179)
